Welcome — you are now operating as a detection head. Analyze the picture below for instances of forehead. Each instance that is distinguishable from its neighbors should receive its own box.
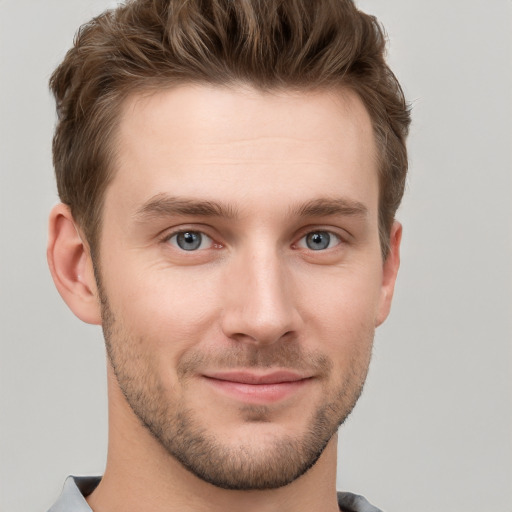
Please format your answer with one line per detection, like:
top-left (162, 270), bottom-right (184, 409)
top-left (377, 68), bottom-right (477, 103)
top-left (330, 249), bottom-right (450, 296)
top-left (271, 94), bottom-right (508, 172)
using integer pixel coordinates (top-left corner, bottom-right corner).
top-left (107, 84), bottom-right (378, 218)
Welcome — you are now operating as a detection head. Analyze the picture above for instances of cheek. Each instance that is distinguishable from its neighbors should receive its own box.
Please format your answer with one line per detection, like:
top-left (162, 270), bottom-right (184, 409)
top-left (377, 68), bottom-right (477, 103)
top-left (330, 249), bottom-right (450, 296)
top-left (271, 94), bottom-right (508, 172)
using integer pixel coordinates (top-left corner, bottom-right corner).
top-left (103, 260), bottom-right (224, 355)
top-left (295, 262), bottom-right (381, 374)
top-left (298, 262), bottom-right (383, 330)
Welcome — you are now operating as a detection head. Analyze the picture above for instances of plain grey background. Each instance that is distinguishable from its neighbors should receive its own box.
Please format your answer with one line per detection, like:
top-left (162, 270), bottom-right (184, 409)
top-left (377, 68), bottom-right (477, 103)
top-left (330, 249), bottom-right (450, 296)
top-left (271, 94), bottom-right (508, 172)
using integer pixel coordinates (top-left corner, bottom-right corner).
top-left (1, 1), bottom-right (511, 511)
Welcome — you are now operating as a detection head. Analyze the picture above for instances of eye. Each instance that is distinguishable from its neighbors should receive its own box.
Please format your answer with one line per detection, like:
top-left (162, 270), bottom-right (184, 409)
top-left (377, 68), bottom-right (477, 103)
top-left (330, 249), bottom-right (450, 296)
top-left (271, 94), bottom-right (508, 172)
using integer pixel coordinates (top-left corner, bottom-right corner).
top-left (297, 231), bottom-right (341, 251)
top-left (167, 231), bottom-right (213, 251)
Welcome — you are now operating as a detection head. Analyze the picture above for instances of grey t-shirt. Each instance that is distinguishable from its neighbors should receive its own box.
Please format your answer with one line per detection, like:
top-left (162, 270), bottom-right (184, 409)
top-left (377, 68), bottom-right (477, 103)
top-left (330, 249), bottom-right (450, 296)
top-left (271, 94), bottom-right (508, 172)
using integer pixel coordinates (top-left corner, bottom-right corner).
top-left (48, 476), bottom-right (383, 512)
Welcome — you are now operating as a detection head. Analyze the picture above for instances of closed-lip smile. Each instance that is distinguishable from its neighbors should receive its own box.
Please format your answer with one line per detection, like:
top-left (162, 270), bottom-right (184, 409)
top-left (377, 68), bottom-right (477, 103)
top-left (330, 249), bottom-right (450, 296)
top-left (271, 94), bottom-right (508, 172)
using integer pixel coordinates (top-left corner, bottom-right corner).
top-left (201, 370), bottom-right (313, 404)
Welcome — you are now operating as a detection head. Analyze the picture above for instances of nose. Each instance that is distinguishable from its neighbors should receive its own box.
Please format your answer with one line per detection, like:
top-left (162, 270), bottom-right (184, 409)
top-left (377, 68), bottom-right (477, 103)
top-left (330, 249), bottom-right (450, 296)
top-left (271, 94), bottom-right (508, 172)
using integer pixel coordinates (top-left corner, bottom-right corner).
top-left (220, 245), bottom-right (301, 346)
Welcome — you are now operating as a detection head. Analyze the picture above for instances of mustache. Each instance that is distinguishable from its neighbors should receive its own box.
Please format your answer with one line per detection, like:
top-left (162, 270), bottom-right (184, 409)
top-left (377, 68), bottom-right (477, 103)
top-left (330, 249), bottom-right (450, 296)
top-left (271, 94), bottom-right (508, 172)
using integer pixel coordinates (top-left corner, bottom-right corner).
top-left (177, 342), bottom-right (332, 378)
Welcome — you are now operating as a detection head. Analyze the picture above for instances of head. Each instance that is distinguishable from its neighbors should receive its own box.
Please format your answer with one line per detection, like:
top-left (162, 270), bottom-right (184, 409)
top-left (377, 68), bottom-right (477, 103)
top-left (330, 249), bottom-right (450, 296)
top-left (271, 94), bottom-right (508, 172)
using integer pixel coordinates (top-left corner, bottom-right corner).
top-left (48, 0), bottom-right (410, 493)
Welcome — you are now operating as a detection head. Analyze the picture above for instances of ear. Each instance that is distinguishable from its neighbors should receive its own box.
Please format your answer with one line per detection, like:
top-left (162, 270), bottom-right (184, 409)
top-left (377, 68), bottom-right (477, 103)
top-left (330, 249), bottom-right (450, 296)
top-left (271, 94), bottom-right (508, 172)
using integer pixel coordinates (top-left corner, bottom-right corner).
top-left (375, 221), bottom-right (402, 327)
top-left (47, 203), bottom-right (102, 325)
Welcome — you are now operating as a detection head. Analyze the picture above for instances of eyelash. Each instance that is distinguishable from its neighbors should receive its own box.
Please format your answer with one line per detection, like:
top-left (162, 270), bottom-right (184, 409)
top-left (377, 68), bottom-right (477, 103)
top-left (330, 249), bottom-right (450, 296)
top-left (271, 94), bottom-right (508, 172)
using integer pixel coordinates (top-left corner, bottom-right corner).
top-left (161, 227), bottom-right (345, 253)
top-left (295, 230), bottom-right (343, 251)
top-left (162, 229), bottom-right (218, 251)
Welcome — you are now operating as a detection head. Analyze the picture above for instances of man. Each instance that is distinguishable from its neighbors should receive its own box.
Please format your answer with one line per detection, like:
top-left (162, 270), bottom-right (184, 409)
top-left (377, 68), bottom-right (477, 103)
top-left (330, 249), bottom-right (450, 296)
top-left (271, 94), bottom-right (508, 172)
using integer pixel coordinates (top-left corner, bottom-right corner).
top-left (46, 0), bottom-right (410, 511)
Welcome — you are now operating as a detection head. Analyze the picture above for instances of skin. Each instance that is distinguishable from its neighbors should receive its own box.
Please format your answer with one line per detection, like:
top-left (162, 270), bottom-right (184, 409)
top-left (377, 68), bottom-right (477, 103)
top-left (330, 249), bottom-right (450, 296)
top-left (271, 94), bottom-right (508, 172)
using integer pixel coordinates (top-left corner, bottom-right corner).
top-left (47, 84), bottom-right (401, 512)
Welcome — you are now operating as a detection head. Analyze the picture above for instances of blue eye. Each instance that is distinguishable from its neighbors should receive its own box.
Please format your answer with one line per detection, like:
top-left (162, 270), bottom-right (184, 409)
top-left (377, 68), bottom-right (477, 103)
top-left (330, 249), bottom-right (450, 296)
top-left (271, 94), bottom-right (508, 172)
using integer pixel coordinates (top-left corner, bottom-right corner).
top-left (168, 231), bottom-right (212, 251)
top-left (299, 231), bottom-right (341, 251)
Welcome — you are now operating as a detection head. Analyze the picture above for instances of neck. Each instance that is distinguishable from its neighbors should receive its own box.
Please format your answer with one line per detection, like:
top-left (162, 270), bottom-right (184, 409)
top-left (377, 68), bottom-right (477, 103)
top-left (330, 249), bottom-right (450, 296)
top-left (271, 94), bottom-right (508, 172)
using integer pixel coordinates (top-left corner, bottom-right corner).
top-left (87, 366), bottom-right (340, 512)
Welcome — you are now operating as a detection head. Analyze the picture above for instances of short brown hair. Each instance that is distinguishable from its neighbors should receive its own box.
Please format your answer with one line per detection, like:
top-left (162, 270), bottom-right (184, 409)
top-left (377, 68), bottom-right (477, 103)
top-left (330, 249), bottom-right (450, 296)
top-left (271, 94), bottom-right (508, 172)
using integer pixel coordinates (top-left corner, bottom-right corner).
top-left (50, 0), bottom-right (410, 258)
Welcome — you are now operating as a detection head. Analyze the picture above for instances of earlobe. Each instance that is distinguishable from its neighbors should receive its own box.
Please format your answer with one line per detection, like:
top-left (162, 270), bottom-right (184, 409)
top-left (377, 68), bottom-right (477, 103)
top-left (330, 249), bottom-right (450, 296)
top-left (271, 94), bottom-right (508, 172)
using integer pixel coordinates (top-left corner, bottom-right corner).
top-left (47, 203), bottom-right (102, 325)
top-left (375, 221), bottom-right (402, 327)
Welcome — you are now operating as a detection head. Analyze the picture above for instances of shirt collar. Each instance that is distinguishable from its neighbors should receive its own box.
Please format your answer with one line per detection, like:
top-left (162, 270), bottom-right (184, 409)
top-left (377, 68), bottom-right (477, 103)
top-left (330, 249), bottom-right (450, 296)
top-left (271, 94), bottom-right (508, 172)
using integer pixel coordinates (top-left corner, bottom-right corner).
top-left (48, 475), bottom-right (382, 512)
top-left (47, 476), bottom-right (100, 512)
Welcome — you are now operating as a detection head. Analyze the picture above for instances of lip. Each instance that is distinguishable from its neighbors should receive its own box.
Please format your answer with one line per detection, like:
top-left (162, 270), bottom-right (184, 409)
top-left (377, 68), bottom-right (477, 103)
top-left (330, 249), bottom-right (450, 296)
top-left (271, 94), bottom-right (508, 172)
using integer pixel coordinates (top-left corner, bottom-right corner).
top-left (202, 370), bottom-right (313, 404)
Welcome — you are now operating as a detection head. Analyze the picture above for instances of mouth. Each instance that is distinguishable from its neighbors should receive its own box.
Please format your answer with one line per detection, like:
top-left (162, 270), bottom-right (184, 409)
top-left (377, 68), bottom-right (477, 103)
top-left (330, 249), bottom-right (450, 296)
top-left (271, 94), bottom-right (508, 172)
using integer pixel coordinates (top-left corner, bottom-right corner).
top-left (201, 370), bottom-right (313, 404)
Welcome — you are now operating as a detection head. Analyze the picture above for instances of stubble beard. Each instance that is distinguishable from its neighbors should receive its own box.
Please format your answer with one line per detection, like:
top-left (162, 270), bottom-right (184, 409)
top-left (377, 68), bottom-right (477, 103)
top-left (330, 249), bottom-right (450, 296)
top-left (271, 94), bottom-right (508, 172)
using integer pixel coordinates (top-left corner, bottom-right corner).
top-left (99, 287), bottom-right (373, 490)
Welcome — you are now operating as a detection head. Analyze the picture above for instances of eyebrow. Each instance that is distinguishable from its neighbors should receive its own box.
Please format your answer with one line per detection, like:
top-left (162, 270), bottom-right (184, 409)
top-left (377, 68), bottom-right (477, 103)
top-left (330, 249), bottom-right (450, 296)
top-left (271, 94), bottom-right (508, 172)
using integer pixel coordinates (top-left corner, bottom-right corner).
top-left (134, 194), bottom-right (368, 222)
top-left (292, 198), bottom-right (368, 219)
top-left (134, 194), bottom-right (239, 221)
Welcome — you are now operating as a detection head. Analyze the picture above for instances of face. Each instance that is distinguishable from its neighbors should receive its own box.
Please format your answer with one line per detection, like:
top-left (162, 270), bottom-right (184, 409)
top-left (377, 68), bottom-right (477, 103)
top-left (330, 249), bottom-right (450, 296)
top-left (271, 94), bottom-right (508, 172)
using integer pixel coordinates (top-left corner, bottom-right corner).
top-left (95, 85), bottom-right (397, 490)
